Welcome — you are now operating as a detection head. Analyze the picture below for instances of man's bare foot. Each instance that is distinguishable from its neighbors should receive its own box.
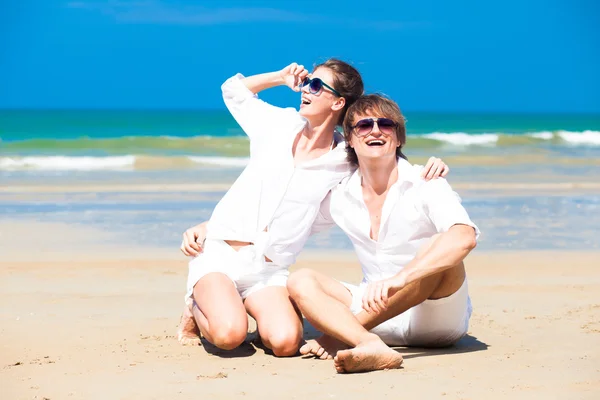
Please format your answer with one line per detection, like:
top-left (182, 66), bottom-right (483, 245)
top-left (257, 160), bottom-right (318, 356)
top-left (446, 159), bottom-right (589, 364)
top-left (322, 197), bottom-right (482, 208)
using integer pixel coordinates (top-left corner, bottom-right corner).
top-left (300, 335), bottom-right (349, 360)
top-left (333, 338), bottom-right (403, 373)
top-left (177, 299), bottom-right (201, 346)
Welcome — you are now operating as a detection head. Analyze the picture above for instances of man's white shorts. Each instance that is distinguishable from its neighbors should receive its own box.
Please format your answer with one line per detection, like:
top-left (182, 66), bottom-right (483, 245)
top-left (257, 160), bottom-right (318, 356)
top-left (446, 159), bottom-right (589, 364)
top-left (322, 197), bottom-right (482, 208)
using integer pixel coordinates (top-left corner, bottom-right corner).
top-left (186, 239), bottom-right (289, 300)
top-left (343, 279), bottom-right (472, 347)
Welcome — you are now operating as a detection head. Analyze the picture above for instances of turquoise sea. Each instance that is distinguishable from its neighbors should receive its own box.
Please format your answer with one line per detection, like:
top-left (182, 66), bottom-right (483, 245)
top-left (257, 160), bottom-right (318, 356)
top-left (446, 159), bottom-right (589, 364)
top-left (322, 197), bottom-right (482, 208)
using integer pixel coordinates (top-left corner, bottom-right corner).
top-left (2, 109), bottom-right (600, 252)
top-left (2, 110), bottom-right (600, 160)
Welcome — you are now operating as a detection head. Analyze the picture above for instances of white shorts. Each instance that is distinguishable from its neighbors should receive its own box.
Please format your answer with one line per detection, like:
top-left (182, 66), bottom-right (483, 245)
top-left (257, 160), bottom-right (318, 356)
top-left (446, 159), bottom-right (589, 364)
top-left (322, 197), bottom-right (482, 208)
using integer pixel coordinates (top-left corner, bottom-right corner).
top-left (343, 279), bottom-right (472, 347)
top-left (186, 239), bottom-right (289, 300)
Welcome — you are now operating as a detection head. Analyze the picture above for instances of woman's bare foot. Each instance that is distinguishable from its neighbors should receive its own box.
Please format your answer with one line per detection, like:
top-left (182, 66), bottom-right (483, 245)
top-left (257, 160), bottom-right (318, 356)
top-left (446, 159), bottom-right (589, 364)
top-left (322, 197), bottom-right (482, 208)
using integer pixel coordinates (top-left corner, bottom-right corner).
top-left (333, 338), bottom-right (403, 373)
top-left (177, 299), bottom-right (201, 346)
top-left (300, 335), bottom-right (349, 360)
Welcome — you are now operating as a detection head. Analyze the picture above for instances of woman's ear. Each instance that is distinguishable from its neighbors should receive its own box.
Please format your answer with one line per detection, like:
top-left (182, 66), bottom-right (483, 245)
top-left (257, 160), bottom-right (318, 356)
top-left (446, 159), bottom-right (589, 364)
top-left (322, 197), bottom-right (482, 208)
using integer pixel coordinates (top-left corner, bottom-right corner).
top-left (332, 97), bottom-right (346, 112)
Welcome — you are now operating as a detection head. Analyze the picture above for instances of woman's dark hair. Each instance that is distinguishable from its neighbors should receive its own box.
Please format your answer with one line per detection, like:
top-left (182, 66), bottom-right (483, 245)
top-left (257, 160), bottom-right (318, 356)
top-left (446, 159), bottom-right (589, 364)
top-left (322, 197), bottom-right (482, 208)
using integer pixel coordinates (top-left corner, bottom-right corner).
top-left (314, 58), bottom-right (364, 125)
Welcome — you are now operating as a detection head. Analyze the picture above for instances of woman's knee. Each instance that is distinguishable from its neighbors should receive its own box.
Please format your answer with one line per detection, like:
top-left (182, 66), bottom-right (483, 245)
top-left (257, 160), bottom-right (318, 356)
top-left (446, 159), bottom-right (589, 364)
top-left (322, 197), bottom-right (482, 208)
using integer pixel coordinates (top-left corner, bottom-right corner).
top-left (261, 326), bottom-right (302, 357)
top-left (209, 320), bottom-right (248, 350)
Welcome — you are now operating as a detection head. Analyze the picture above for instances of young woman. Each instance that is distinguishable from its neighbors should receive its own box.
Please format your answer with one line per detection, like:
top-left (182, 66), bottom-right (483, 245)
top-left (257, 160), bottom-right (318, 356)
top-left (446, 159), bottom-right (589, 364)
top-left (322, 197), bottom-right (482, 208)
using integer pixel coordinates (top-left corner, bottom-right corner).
top-left (178, 60), bottom-right (448, 357)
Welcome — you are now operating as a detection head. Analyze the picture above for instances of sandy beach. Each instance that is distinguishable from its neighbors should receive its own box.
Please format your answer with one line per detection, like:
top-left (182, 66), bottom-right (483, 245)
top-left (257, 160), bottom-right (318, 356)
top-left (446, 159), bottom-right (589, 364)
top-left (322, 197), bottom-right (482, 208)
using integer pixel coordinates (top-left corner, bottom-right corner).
top-left (3, 1), bottom-right (599, 398)
top-left (1, 221), bottom-right (599, 400)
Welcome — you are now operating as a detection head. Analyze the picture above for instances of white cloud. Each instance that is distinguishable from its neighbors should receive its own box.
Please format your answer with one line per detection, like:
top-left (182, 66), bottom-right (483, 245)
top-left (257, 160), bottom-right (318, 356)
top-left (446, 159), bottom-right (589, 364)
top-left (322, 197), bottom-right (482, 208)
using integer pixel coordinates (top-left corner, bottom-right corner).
top-left (65, 1), bottom-right (427, 29)
top-left (66, 1), bottom-right (325, 25)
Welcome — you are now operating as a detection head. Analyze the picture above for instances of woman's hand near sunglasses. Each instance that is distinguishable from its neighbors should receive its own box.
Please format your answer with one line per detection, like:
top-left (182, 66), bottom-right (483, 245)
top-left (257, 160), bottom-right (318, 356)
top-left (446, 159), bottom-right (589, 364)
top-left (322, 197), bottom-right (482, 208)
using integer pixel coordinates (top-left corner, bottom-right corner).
top-left (240, 63), bottom-right (308, 94)
top-left (279, 62), bottom-right (310, 92)
top-left (421, 157), bottom-right (450, 181)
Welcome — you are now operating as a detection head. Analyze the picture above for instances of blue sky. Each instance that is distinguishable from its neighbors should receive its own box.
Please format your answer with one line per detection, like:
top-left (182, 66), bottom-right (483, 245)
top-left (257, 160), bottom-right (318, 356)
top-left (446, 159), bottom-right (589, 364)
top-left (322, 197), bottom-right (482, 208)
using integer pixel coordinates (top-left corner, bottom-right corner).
top-left (1, 0), bottom-right (598, 112)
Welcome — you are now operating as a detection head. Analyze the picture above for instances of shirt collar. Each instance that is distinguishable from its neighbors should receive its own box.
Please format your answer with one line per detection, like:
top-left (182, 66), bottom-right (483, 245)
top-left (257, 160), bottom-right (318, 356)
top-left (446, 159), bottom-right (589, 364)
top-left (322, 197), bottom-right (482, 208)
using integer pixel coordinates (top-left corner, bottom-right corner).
top-left (396, 157), bottom-right (424, 184)
top-left (344, 157), bottom-right (423, 201)
top-left (333, 130), bottom-right (344, 148)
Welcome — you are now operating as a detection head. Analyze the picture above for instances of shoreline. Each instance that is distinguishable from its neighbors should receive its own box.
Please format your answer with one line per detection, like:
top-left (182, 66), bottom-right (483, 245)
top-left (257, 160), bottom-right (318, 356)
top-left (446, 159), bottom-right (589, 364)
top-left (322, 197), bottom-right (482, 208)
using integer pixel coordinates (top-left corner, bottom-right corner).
top-left (3, 181), bottom-right (600, 194)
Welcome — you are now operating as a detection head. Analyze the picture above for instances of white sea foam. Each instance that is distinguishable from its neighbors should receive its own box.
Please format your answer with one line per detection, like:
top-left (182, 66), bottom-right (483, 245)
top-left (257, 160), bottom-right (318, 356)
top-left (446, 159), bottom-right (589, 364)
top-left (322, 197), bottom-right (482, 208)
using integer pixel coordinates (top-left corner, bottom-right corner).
top-left (188, 156), bottom-right (250, 167)
top-left (557, 130), bottom-right (600, 146)
top-left (527, 131), bottom-right (554, 140)
top-left (0, 155), bottom-right (136, 171)
top-left (419, 132), bottom-right (499, 145)
top-left (415, 131), bottom-right (600, 146)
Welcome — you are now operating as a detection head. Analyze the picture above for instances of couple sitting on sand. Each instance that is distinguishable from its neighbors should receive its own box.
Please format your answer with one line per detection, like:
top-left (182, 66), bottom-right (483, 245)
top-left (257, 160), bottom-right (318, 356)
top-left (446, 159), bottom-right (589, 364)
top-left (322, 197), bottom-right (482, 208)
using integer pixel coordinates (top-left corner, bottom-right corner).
top-left (177, 59), bottom-right (479, 373)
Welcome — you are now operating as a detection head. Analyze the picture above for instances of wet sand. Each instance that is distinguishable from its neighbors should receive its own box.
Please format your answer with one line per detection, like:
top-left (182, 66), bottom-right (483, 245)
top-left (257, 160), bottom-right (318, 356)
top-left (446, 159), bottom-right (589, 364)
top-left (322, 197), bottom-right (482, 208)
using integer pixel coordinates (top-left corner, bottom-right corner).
top-left (1, 221), bottom-right (599, 399)
top-left (3, 181), bottom-right (600, 194)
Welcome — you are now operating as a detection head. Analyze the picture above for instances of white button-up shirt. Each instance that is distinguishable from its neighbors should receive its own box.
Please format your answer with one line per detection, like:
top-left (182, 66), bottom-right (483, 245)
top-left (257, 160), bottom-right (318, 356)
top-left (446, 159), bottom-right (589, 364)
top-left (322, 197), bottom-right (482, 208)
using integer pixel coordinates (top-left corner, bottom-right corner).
top-left (315, 158), bottom-right (480, 282)
top-left (206, 74), bottom-right (352, 266)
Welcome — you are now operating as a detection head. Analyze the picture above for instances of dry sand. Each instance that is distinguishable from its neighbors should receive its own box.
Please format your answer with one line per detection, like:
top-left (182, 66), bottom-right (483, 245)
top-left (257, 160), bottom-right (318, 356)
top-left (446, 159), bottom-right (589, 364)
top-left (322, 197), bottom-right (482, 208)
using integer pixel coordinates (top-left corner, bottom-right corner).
top-left (1, 222), bottom-right (599, 399)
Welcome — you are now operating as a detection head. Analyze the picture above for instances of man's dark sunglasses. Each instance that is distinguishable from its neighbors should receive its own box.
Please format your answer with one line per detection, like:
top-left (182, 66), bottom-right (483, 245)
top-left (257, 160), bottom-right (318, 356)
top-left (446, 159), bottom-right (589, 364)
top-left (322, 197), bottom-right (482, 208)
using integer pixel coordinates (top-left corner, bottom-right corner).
top-left (351, 118), bottom-right (398, 137)
top-left (300, 77), bottom-right (341, 97)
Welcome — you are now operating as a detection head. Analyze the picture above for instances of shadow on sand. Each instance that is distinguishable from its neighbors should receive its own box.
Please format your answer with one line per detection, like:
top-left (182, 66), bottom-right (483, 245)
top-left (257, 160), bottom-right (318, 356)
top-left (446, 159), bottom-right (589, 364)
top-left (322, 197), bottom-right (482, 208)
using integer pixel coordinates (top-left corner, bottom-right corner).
top-left (200, 337), bottom-right (257, 358)
top-left (303, 319), bottom-right (489, 359)
top-left (198, 318), bottom-right (489, 360)
top-left (394, 334), bottom-right (489, 359)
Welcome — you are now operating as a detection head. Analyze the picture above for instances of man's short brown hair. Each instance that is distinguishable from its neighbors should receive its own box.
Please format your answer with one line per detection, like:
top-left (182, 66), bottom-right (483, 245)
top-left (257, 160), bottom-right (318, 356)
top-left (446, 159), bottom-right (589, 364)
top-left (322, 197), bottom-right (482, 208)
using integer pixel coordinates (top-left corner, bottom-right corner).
top-left (342, 94), bottom-right (407, 167)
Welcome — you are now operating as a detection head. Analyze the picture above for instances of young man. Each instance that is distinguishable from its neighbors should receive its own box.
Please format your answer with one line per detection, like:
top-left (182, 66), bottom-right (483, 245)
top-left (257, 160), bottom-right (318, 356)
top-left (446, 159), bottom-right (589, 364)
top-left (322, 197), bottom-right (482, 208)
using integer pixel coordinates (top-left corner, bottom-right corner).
top-left (287, 94), bottom-right (479, 373)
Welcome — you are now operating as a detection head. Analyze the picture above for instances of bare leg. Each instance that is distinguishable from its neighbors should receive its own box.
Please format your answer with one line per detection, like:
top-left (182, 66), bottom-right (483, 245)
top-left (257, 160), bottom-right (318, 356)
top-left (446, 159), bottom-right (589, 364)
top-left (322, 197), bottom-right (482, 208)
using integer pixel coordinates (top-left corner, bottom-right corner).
top-left (244, 286), bottom-right (303, 357)
top-left (287, 269), bottom-right (354, 359)
top-left (288, 268), bottom-right (402, 372)
top-left (332, 264), bottom-right (464, 373)
top-left (192, 272), bottom-right (248, 350)
top-left (177, 297), bottom-right (201, 345)
top-left (355, 235), bottom-right (466, 332)
top-left (334, 235), bottom-right (467, 373)
top-left (290, 234), bottom-right (467, 373)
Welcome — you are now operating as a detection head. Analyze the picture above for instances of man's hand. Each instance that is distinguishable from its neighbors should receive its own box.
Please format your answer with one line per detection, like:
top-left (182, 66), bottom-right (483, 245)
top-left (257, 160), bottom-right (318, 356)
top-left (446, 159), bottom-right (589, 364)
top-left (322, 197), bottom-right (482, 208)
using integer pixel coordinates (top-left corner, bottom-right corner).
top-left (279, 62), bottom-right (310, 92)
top-left (421, 157), bottom-right (449, 180)
top-left (361, 275), bottom-right (406, 314)
top-left (180, 222), bottom-right (208, 257)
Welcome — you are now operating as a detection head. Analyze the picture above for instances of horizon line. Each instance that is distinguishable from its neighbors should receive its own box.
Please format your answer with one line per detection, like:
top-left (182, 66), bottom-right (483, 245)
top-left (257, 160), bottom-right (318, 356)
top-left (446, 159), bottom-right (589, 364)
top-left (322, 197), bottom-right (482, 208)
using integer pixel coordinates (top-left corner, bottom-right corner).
top-left (1, 107), bottom-right (600, 116)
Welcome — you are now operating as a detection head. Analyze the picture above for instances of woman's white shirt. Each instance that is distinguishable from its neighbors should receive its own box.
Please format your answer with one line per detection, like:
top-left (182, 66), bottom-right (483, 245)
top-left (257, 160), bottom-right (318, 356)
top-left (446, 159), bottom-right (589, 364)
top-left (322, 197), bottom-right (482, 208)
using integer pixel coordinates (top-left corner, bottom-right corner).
top-left (205, 74), bottom-right (352, 266)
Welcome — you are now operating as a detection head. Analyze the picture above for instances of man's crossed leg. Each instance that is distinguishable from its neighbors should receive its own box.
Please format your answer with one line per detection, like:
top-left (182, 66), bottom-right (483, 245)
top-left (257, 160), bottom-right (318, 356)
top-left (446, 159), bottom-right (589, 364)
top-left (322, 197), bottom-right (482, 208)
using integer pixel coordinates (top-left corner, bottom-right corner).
top-left (287, 235), bottom-right (470, 373)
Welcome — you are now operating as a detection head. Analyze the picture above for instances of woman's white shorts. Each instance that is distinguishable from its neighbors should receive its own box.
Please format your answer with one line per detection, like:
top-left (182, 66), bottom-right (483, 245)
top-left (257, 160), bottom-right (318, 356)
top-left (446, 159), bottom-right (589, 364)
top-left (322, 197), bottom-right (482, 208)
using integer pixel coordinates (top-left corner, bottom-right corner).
top-left (186, 239), bottom-right (289, 300)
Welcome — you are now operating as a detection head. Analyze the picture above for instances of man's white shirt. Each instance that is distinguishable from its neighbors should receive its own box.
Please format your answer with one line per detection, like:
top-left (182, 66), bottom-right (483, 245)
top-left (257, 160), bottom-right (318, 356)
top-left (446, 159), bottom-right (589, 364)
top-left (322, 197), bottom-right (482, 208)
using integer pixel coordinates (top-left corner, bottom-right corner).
top-left (313, 158), bottom-right (480, 282)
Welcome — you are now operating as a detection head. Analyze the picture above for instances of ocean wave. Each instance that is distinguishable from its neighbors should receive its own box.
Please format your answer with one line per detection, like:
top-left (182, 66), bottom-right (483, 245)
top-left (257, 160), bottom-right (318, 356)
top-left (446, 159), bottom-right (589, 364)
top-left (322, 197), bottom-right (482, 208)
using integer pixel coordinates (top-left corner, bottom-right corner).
top-left (420, 132), bottom-right (499, 145)
top-left (412, 130), bottom-right (600, 146)
top-left (0, 156), bottom-right (136, 171)
top-left (2, 152), bottom-right (600, 172)
top-left (1, 132), bottom-right (599, 162)
top-left (188, 156), bottom-right (250, 167)
top-left (528, 131), bottom-right (554, 140)
top-left (0, 155), bottom-right (250, 171)
top-left (0, 135), bottom-right (251, 156)
top-left (557, 130), bottom-right (600, 145)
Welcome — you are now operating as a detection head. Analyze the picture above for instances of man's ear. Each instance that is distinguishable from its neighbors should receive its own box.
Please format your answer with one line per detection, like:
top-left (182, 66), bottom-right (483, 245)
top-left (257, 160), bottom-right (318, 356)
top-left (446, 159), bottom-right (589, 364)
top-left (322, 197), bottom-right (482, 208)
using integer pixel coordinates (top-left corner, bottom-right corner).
top-left (332, 97), bottom-right (345, 112)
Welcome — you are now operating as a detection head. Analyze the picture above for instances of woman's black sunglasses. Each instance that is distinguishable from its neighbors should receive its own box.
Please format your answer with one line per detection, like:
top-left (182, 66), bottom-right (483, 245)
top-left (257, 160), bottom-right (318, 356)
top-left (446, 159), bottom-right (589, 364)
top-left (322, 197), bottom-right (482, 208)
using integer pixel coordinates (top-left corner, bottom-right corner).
top-left (300, 77), bottom-right (341, 97)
